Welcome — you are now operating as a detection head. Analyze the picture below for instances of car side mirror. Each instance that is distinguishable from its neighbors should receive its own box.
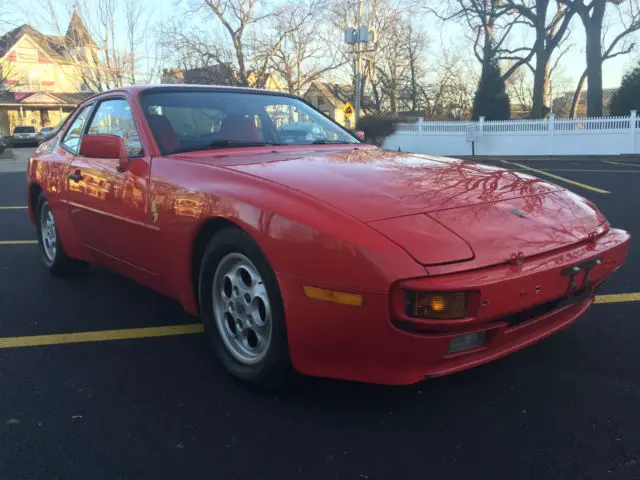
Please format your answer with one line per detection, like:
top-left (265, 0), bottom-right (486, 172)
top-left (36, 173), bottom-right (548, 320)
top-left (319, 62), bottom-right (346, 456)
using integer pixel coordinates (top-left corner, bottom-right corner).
top-left (354, 130), bottom-right (365, 142)
top-left (80, 134), bottom-right (128, 172)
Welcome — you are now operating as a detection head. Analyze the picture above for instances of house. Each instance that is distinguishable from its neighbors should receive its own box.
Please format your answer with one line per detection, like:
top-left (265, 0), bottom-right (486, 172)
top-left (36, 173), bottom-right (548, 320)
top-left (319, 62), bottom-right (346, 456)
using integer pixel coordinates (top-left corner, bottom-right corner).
top-left (304, 82), bottom-right (374, 128)
top-left (161, 66), bottom-right (281, 92)
top-left (551, 88), bottom-right (617, 117)
top-left (0, 11), bottom-right (96, 135)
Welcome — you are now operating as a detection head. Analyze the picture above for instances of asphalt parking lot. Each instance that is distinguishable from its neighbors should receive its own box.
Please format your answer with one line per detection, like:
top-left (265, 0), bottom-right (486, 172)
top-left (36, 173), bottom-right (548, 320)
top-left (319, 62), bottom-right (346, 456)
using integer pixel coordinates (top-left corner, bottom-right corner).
top-left (1, 150), bottom-right (640, 480)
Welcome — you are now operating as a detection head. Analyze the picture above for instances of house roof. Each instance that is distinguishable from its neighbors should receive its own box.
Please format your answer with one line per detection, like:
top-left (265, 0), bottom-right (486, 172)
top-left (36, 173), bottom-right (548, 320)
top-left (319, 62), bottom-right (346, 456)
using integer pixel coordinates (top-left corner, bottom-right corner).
top-left (0, 11), bottom-right (96, 61)
top-left (65, 10), bottom-right (97, 47)
top-left (0, 24), bottom-right (66, 60)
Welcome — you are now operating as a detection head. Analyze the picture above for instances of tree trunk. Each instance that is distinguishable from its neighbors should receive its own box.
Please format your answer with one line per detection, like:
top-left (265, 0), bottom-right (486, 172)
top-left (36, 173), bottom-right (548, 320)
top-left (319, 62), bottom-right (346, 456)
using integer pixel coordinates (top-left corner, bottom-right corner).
top-left (583, 1), bottom-right (605, 116)
top-left (531, 43), bottom-right (550, 118)
top-left (233, 35), bottom-right (248, 86)
top-left (570, 70), bottom-right (587, 117)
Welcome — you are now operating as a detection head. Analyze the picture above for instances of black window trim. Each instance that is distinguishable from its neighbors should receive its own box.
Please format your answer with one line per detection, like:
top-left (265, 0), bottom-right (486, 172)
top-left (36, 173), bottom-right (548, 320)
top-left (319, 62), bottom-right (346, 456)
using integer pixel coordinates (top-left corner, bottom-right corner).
top-left (83, 95), bottom-right (145, 159)
top-left (60, 101), bottom-right (96, 155)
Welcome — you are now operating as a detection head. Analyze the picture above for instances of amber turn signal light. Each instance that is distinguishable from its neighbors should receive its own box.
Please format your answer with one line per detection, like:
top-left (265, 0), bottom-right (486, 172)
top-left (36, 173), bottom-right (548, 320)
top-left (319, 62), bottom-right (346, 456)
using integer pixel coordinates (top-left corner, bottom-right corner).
top-left (303, 286), bottom-right (364, 307)
top-left (407, 291), bottom-right (467, 319)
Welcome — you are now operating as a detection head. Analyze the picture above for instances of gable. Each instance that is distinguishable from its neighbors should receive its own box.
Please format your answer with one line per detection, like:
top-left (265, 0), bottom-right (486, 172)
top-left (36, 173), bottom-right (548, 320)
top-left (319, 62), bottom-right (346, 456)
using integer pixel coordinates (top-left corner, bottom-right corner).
top-left (1, 29), bottom-right (64, 64)
top-left (19, 92), bottom-right (64, 104)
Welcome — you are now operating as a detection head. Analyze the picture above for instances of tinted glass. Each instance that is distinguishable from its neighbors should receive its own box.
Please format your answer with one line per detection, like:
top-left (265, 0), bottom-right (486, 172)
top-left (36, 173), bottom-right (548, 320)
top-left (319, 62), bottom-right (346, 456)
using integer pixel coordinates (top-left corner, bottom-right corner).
top-left (87, 99), bottom-right (143, 156)
top-left (61, 104), bottom-right (93, 154)
top-left (141, 90), bottom-right (358, 154)
top-left (14, 126), bottom-right (36, 133)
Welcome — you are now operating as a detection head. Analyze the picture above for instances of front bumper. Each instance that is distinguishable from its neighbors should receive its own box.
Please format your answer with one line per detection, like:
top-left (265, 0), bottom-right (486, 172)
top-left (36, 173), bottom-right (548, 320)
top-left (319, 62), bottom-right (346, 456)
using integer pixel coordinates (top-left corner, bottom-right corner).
top-left (279, 228), bottom-right (630, 385)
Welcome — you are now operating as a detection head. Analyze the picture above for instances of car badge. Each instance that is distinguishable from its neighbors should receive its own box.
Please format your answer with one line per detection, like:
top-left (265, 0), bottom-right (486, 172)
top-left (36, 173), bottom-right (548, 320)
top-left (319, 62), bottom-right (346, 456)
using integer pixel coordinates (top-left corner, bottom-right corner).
top-left (510, 208), bottom-right (527, 218)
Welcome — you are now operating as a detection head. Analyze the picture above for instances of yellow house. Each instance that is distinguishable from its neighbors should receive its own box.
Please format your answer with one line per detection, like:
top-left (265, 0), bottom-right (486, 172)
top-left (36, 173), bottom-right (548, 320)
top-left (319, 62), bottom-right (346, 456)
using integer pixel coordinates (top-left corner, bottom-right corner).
top-left (0, 12), bottom-right (96, 135)
top-left (304, 82), bottom-right (373, 128)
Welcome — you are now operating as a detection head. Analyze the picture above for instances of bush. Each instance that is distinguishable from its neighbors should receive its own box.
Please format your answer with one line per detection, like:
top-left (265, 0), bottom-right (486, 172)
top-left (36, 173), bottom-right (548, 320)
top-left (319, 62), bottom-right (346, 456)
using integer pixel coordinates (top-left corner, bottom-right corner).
top-left (610, 66), bottom-right (640, 116)
top-left (356, 114), bottom-right (400, 145)
top-left (472, 57), bottom-right (510, 121)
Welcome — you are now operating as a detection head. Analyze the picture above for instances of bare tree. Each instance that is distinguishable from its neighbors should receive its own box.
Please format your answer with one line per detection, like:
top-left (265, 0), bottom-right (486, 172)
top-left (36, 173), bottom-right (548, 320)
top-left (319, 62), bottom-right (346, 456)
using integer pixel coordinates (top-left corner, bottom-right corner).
top-left (561, 0), bottom-right (640, 116)
top-left (403, 21), bottom-right (429, 112)
top-left (376, 17), bottom-right (411, 113)
top-left (506, 65), bottom-right (534, 114)
top-left (37, 0), bottom-right (156, 91)
top-left (500, 0), bottom-right (574, 117)
top-left (158, 18), bottom-right (237, 83)
top-left (424, 51), bottom-right (477, 119)
top-left (187, 0), bottom-right (325, 88)
top-left (433, 0), bottom-right (535, 84)
top-left (266, 4), bottom-right (345, 95)
top-left (568, 0), bottom-right (640, 117)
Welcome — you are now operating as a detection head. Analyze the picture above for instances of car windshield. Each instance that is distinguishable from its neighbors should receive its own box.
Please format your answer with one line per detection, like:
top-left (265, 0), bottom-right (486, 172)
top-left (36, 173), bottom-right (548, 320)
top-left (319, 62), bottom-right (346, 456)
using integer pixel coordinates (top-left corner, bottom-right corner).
top-left (140, 89), bottom-right (359, 154)
top-left (14, 126), bottom-right (35, 133)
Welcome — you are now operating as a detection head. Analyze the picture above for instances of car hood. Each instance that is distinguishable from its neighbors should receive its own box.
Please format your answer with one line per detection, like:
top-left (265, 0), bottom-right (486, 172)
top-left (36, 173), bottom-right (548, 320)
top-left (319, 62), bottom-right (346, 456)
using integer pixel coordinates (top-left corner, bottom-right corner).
top-left (222, 147), bottom-right (561, 222)
top-left (210, 147), bottom-right (606, 268)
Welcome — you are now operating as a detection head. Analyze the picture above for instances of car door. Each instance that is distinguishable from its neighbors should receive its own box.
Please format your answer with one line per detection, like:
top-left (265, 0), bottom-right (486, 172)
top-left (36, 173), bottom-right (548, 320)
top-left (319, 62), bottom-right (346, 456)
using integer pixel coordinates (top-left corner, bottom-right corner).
top-left (65, 96), bottom-right (155, 277)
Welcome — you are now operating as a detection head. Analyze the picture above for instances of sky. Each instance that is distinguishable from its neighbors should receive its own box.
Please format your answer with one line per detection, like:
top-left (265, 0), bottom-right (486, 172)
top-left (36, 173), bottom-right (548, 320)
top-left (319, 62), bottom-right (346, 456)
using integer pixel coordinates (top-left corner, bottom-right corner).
top-left (3, 0), bottom-right (637, 92)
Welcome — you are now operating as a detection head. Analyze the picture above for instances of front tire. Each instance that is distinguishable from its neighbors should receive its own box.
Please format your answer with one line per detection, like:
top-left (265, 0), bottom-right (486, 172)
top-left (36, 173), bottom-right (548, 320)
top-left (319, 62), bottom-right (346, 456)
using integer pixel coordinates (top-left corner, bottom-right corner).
top-left (198, 227), bottom-right (292, 389)
top-left (36, 193), bottom-right (86, 276)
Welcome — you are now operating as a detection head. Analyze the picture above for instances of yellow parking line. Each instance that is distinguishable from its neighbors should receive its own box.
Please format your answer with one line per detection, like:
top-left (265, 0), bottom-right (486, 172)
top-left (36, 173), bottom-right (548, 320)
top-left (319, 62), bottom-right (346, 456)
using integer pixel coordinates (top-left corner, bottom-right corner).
top-left (0, 324), bottom-right (204, 349)
top-left (500, 160), bottom-right (611, 194)
top-left (0, 206), bottom-right (27, 210)
top-left (0, 240), bottom-right (37, 245)
top-left (595, 293), bottom-right (640, 304)
top-left (0, 292), bottom-right (639, 350)
top-left (602, 160), bottom-right (640, 167)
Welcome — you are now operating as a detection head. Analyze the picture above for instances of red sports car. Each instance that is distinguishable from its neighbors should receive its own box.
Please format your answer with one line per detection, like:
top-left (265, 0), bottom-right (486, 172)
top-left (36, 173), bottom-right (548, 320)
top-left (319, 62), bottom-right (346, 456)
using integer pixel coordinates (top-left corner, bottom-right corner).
top-left (27, 85), bottom-right (630, 387)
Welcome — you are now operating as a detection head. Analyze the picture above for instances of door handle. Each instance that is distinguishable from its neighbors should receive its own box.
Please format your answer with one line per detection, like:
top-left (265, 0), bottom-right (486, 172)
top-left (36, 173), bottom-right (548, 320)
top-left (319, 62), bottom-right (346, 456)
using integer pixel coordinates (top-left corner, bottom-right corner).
top-left (68, 171), bottom-right (83, 182)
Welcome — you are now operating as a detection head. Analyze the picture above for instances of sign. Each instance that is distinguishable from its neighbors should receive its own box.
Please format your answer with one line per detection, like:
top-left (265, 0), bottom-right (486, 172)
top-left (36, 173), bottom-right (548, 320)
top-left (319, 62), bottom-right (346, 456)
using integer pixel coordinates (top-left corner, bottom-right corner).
top-left (465, 124), bottom-right (479, 142)
top-left (343, 102), bottom-right (354, 119)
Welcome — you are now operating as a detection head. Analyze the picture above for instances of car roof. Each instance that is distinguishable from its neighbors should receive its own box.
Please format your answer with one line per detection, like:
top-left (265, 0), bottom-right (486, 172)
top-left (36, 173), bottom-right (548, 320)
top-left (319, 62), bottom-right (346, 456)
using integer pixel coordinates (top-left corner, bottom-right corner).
top-left (95, 84), bottom-right (301, 100)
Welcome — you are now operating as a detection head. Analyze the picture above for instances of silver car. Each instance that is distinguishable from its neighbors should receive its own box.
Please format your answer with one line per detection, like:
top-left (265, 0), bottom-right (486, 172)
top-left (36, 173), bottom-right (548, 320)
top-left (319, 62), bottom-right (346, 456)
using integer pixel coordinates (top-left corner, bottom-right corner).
top-left (11, 126), bottom-right (38, 147)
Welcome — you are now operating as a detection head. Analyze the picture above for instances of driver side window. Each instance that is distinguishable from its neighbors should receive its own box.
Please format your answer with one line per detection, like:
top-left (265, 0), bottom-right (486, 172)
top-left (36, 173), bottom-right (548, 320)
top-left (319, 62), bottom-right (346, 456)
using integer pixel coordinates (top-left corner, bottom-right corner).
top-left (87, 99), bottom-right (143, 157)
top-left (60, 105), bottom-right (93, 154)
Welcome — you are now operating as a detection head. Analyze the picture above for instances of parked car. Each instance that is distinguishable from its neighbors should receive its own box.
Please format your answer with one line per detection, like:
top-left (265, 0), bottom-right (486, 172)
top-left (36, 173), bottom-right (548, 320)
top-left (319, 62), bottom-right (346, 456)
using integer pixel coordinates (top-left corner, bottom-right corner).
top-left (11, 125), bottom-right (39, 147)
top-left (38, 127), bottom-right (55, 140)
top-left (277, 122), bottom-right (328, 143)
top-left (0, 137), bottom-right (5, 154)
top-left (27, 85), bottom-right (630, 388)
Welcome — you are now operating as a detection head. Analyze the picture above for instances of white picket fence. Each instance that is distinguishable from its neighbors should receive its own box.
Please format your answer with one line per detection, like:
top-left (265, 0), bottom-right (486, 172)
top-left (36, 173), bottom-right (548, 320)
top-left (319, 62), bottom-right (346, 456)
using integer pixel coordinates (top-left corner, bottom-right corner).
top-left (382, 111), bottom-right (640, 156)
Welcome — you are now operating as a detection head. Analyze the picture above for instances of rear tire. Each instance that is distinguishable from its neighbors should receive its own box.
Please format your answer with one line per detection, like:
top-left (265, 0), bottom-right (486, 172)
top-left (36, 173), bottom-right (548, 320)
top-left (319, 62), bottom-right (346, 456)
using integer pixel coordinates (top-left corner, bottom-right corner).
top-left (198, 227), bottom-right (293, 389)
top-left (36, 193), bottom-right (87, 276)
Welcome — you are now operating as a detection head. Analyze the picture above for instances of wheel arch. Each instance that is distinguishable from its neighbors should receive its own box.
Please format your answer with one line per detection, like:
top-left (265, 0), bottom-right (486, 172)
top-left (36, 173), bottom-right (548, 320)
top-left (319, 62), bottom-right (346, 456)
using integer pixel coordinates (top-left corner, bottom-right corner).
top-left (28, 182), bottom-right (43, 223)
top-left (190, 216), bottom-right (247, 309)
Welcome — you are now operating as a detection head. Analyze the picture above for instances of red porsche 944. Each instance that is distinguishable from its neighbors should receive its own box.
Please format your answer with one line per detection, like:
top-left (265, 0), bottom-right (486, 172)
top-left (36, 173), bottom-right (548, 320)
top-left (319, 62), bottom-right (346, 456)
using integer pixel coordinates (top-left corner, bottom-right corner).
top-left (27, 85), bottom-right (630, 387)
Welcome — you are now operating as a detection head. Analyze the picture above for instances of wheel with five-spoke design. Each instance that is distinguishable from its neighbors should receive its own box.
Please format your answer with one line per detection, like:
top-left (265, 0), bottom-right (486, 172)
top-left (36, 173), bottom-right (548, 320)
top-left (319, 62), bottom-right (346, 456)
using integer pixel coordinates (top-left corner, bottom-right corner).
top-left (198, 227), bottom-right (291, 388)
top-left (36, 193), bottom-right (86, 276)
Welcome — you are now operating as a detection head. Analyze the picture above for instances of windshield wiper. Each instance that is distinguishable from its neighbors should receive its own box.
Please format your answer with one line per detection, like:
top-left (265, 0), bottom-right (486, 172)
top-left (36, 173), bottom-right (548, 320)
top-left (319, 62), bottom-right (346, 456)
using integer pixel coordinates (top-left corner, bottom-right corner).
top-left (311, 140), bottom-right (354, 144)
top-left (170, 139), bottom-right (273, 154)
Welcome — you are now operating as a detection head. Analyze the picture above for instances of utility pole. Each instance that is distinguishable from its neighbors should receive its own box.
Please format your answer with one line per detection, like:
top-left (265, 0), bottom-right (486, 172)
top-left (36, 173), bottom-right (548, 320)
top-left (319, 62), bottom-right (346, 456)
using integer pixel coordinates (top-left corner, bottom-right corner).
top-left (344, 1), bottom-right (375, 128)
top-left (354, 0), bottom-right (363, 123)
